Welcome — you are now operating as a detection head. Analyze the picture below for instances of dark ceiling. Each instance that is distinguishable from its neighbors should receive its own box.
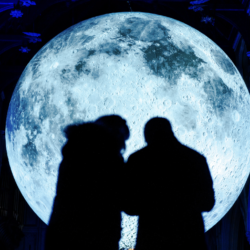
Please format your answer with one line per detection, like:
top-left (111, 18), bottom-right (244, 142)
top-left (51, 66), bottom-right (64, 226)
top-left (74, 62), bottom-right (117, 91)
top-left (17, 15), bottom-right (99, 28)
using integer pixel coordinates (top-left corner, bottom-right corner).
top-left (0, 0), bottom-right (249, 131)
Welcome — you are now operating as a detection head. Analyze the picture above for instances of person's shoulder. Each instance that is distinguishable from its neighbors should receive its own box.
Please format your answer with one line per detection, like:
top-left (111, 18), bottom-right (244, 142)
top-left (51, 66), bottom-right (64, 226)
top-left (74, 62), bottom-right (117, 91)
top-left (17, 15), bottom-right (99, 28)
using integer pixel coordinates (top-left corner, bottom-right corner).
top-left (179, 142), bottom-right (207, 163)
top-left (127, 146), bottom-right (148, 162)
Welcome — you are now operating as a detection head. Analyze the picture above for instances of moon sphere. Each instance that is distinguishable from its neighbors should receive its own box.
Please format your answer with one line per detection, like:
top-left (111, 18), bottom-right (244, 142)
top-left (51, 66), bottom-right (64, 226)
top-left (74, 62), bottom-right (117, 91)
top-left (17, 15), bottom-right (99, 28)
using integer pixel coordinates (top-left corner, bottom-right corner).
top-left (5, 12), bottom-right (250, 247)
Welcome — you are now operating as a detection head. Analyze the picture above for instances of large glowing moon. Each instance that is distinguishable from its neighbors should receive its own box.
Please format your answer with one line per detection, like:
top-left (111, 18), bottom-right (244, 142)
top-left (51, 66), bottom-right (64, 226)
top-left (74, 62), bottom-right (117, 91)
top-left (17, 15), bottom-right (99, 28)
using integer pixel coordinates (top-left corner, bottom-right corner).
top-left (5, 12), bottom-right (250, 248)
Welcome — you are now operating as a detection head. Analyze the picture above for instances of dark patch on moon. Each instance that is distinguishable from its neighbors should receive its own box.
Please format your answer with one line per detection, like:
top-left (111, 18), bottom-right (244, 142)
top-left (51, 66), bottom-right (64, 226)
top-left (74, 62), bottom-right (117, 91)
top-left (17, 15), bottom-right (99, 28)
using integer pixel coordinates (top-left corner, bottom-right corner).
top-left (88, 49), bottom-right (96, 57)
top-left (6, 70), bottom-right (45, 151)
top-left (115, 16), bottom-right (236, 122)
top-left (210, 49), bottom-right (236, 75)
top-left (143, 39), bottom-right (206, 86)
top-left (64, 15), bottom-right (236, 125)
top-left (39, 103), bottom-right (50, 122)
top-left (203, 75), bottom-right (235, 118)
top-left (65, 93), bottom-right (81, 122)
top-left (29, 32), bottom-right (95, 85)
top-left (6, 109), bottom-right (14, 145)
top-left (62, 69), bottom-right (68, 74)
top-left (118, 17), bottom-right (170, 42)
top-left (118, 17), bottom-right (149, 40)
top-left (99, 42), bottom-right (122, 56)
top-left (38, 90), bottom-right (57, 122)
top-left (72, 43), bottom-right (122, 79)
top-left (9, 84), bottom-right (61, 172)
top-left (6, 80), bottom-right (24, 144)
top-left (65, 95), bottom-right (76, 110)
top-left (65, 50), bottom-right (98, 80)
top-left (115, 17), bottom-right (207, 88)
top-left (28, 123), bottom-right (42, 141)
top-left (60, 66), bottom-right (78, 86)
top-left (74, 61), bottom-right (90, 76)
top-left (21, 138), bottom-right (39, 168)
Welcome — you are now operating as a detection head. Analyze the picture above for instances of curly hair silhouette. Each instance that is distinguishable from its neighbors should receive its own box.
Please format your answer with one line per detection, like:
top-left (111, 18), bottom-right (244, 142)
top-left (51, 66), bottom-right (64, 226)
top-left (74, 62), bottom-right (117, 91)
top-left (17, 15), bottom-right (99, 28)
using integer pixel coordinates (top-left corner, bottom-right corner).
top-left (95, 114), bottom-right (130, 152)
top-left (45, 115), bottom-right (130, 250)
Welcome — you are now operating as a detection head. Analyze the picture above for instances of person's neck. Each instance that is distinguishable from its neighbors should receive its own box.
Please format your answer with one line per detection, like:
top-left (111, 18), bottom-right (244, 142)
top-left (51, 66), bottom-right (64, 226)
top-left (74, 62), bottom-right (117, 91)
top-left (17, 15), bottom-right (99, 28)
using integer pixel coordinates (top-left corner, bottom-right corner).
top-left (147, 136), bottom-right (178, 148)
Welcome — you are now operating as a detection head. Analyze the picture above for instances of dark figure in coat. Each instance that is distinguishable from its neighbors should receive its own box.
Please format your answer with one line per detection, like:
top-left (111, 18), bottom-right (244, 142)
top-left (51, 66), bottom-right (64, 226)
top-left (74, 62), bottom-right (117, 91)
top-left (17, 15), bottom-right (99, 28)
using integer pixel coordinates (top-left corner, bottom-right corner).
top-left (44, 115), bottom-right (129, 250)
top-left (122, 117), bottom-right (215, 250)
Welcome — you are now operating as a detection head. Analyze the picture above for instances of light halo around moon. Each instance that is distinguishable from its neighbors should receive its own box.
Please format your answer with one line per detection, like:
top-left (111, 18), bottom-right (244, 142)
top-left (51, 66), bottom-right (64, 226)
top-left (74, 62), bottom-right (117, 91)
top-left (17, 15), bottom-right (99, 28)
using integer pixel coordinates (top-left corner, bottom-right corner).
top-left (5, 12), bottom-right (250, 246)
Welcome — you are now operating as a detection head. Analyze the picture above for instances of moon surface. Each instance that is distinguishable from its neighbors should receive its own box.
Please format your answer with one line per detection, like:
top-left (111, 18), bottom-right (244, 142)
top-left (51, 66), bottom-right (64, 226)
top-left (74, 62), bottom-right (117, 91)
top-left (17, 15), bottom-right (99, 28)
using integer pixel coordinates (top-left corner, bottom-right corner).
top-left (5, 12), bottom-right (250, 247)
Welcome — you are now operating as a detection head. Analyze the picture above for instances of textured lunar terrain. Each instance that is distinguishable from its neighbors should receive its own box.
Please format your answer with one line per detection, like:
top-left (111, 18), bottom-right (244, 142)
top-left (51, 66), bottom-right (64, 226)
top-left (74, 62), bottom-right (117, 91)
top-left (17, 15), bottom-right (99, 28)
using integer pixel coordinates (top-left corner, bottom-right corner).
top-left (5, 12), bottom-right (250, 248)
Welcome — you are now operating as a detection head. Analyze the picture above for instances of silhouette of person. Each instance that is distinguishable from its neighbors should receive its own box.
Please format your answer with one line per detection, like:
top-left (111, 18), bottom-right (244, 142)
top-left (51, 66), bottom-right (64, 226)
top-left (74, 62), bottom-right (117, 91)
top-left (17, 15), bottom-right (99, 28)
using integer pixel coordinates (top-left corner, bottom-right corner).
top-left (44, 115), bottom-right (130, 250)
top-left (122, 117), bottom-right (215, 250)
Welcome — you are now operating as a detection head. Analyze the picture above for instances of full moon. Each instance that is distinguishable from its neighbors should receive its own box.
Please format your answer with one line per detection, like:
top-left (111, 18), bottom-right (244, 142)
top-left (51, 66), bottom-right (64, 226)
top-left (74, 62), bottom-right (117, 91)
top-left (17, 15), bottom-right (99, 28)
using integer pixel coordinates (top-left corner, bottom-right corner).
top-left (5, 11), bottom-right (250, 245)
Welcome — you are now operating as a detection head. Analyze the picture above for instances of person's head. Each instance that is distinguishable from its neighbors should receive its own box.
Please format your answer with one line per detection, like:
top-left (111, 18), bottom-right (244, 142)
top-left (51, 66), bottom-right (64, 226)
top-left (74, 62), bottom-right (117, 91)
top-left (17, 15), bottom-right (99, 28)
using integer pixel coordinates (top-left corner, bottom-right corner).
top-left (144, 117), bottom-right (175, 146)
top-left (61, 122), bottom-right (106, 158)
top-left (95, 115), bottom-right (130, 152)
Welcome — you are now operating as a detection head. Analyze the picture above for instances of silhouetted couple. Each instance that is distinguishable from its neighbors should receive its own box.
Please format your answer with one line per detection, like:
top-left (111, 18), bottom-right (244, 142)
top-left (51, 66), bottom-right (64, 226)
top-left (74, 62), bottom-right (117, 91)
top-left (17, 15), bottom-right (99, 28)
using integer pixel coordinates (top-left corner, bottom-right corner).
top-left (44, 115), bottom-right (215, 250)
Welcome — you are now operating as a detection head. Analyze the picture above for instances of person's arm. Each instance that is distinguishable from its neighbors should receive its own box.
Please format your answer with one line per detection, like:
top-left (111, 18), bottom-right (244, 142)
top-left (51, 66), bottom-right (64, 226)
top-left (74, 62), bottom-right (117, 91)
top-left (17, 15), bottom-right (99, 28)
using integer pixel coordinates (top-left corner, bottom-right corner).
top-left (195, 155), bottom-right (215, 212)
top-left (120, 154), bottom-right (141, 216)
top-left (44, 195), bottom-right (64, 250)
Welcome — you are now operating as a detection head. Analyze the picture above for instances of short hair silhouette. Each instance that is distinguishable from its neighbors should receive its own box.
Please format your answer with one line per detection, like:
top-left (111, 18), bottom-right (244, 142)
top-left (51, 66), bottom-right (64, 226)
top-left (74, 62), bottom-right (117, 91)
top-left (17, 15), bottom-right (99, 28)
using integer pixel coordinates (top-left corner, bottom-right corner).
top-left (95, 115), bottom-right (130, 150)
top-left (124, 116), bottom-right (215, 250)
top-left (61, 121), bottom-right (105, 157)
top-left (144, 117), bottom-right (174, 145)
